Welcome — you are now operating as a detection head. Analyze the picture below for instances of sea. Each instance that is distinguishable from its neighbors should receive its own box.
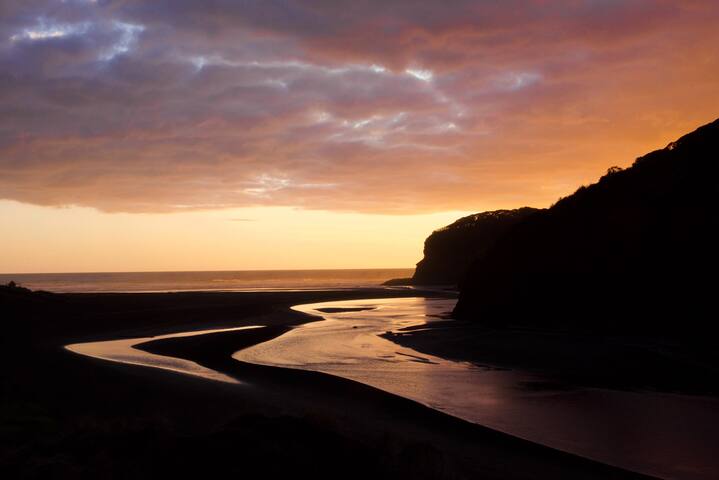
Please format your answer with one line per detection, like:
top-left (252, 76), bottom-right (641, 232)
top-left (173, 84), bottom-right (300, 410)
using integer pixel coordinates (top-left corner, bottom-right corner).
top-left (0, 269), bottom-right (413, 293)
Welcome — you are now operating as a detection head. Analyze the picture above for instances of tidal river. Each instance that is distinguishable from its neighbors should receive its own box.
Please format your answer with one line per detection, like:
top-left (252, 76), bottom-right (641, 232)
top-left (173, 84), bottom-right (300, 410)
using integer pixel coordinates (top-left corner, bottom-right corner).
top-left (66, 296), bottom-right (718, 480)
top-left (66, 326), bottom-right (262, 384)
top-left (235, 297), bottom-right (719, 480)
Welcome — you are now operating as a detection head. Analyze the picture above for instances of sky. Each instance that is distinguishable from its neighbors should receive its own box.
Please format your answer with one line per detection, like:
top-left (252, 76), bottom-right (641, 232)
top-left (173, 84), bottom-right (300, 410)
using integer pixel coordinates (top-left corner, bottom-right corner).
top-left (1, 0), bottom-right (718, 273)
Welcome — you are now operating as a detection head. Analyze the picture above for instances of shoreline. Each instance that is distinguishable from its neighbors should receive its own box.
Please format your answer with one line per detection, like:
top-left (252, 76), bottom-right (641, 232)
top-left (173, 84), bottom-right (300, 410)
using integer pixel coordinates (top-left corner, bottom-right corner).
top-left (27, 287), bottom-right (444, 344)
top-left (132, 306), bottom-right (650, 479)
top-left (137, 296), bottom-right (719, 480)
top-left (0, 268), bottom-right (416, 295)
top-left (384, 319), bottom-right (719, 396)
top-left (3, 288), bottom-right (651, 479)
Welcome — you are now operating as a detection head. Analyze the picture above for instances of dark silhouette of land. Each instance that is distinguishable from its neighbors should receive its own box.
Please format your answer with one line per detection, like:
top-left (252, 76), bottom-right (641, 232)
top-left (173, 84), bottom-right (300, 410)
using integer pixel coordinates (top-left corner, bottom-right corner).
top-left (385, 208), bottom-right (539, 286)
top-left (454, 118), bottom-right (719, 335)
top-left (392, 118), bottom-right (719, 329)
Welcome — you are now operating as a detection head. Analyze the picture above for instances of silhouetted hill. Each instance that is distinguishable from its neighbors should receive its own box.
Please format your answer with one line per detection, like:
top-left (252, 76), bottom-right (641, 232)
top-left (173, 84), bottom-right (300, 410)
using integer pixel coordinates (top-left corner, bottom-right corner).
top-left (406, 208), bottom-right (539, 286)
top-left (1, 281), bottom-right (57, 321)
top-left (453, 118), bottom-right (719, 335)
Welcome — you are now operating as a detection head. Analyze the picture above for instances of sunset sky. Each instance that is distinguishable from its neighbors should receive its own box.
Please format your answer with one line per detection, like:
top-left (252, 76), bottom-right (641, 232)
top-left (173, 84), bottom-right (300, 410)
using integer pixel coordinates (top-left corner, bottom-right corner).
top-left (2, 0), bottom-right (718, 273)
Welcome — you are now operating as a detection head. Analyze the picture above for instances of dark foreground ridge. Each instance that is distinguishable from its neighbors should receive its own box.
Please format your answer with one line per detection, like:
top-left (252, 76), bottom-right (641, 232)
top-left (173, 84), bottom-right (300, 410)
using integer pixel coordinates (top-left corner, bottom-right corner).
top-left (454, 117), bottom-right (719, 337)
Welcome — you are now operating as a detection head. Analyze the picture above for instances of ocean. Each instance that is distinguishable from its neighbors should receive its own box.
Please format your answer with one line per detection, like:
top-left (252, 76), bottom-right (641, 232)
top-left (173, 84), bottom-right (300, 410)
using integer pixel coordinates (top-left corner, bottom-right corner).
top-left (0, 269), bottom-right (413, 293)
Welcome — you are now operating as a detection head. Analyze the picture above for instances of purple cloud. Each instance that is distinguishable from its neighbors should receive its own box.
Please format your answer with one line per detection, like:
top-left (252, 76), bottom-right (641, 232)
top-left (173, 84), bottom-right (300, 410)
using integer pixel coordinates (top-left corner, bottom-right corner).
top-left (1, 1), bottom-right (718, 213)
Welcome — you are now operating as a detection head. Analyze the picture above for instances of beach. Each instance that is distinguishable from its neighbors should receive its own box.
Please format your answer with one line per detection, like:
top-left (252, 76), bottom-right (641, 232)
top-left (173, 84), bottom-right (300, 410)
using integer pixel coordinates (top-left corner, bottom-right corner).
top-left (1, 288), bottom-right (651, 479)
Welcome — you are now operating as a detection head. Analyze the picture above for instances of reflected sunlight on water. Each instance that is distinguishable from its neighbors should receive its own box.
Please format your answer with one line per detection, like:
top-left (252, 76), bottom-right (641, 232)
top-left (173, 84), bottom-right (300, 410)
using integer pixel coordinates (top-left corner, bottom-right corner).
top-left (66, 326), bottom-right (263, 384)
top-left (234, 297), bottom-right (719, 480)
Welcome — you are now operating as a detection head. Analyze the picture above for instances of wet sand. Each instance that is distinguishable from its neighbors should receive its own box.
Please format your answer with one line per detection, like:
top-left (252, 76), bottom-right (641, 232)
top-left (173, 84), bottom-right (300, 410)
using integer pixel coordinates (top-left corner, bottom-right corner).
top-left (135, 318), bottom-right (650, 479)
top-left (2, 288), bottom-right (652, 479)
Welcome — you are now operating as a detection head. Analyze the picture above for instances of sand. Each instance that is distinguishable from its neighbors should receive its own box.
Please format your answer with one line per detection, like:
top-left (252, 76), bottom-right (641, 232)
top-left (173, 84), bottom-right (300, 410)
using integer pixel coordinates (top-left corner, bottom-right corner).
top-left (1, 288), bottom-right (652, 479)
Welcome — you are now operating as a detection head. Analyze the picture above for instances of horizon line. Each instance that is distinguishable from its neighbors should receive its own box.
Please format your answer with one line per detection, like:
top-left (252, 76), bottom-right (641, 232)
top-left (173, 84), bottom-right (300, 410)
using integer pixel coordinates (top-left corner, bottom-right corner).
top-left (0, 267), bottom-right (416, 276)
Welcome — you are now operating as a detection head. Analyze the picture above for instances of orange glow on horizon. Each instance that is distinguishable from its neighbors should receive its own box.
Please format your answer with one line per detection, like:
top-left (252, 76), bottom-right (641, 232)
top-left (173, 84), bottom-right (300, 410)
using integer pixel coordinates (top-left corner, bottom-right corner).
top-left (0, 201), bottom-right (477, 273)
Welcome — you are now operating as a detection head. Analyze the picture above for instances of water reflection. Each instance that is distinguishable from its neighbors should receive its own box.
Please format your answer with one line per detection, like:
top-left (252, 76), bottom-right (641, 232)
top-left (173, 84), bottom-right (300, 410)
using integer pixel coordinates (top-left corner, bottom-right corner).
top-left (66, 326), bottom-right (262, 384)
top-left (234, 297), bottom-right (719, 480)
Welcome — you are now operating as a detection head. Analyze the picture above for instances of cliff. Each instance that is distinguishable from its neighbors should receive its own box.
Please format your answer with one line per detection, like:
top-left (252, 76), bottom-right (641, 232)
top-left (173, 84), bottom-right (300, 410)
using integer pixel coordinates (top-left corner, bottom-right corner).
top-left (410, 208), bottom-right (539, 285)
top-left (454, 118), bottom-right (719, 335)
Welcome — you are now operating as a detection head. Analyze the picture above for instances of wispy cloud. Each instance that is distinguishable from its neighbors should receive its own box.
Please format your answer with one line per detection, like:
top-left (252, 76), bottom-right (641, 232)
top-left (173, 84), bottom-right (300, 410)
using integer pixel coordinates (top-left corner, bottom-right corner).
top-left (0, 1), bottom-right (717, 213)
